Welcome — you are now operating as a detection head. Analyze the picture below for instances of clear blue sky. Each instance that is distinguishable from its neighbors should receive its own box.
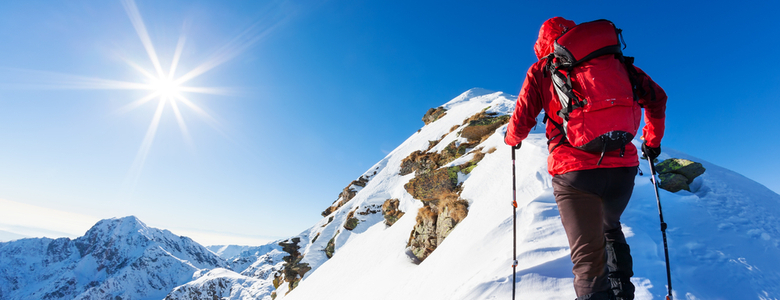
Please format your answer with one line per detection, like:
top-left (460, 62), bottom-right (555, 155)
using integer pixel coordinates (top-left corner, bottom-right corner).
top-left (1, 0), bottom-right (777, 245)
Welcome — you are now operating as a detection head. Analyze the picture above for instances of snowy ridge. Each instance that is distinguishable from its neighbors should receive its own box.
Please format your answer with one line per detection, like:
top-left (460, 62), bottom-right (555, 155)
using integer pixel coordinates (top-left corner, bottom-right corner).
top-left (0, 216), bottom-right (227, 300)
top-left (274, 88), bottom-right (780, 300)
top-left (164, 268), bottom-right (276, 300)
top-left (1, 89), bottom-right (779, 299)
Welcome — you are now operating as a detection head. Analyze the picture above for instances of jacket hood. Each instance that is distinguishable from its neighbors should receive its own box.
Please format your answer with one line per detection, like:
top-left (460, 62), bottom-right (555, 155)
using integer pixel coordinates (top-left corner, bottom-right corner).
top-left (534, 17), bottom-right (576, 60)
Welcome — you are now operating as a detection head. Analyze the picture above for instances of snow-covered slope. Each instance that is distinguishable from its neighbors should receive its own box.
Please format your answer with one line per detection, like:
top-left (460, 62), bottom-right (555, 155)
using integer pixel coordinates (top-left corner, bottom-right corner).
top-left (0, 216), bottom-right (227, 300)
top-left (273, 88), bottom-right (780, 300)
top-left (2, 89), bottom-right (779, 300)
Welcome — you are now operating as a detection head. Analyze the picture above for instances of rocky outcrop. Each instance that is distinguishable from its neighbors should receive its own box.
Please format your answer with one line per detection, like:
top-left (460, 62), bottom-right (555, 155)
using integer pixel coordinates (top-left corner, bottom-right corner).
top-left (460, 111), bottom-right (510, 143)
top-left (322, 176), bottom-right (370, 217)
top-left (344, 210), bottom-right (360, 231)
top-left (402, 123), bottom-right (495, 262)
top-left (655, 158), bottom-right (706, 192)
top-left (422, 107), bottom-right (447, 125)
top-left (277, 238), bottom-right (311, 293)
top-left (407, 193), bottom-right (469, 261)
top-left (400, 150), bottom-right (442, 176)
top-left (325, 232), bottom-right (339, 259)
top-left (382, 199), bottom-right (405, 226)
top-left (404, 167), bottom-right (459, 201)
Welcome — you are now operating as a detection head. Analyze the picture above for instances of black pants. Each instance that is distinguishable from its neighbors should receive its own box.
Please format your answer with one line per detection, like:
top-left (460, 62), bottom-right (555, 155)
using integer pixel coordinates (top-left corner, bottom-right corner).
top-left (552, 167), bottom-right (636, 298)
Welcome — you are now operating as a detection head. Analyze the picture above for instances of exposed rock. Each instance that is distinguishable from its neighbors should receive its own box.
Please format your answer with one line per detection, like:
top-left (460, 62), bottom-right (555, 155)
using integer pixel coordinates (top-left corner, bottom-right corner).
top-left (460, 112), bottom-right (510, 143)
top-left (659, 173), bottom-right (691, 193)
top-left (402, 113), bottom-right (497, 262)
top-left (438, 140), bottom-right (480, 166)
top-left (322, 176), bottom-right (371, 217)
top-left (400, 150), bottom-right (441, 176)
top-left (356, 204), bottom-right (381, 215)
top-left (408, 206), bottom-right (438, 260)
top-left (324, 232), bottom-right (338, 259)
top-left (657, 158), bottom-right (706, 183)
top-left (435, 196), bottom-right (469, 245)
top-left (351, 176), bottom-right (369, 188)
top-left (407, 194), bottom-right (469, 262)
top-left (404, 167), bottom-right (458, 202)
top-left (422, 107), bottom-right (447, 125)
top-left (311, 233), bottom-right (320, 243)
top-left (655, 158), bottom-right (706, 192)
top-left (382, 199), bottom-right (405, 226)
top-left (344, 210), bottom-right (360, 231)
top-left (277, 238), bottom-right (311, 293)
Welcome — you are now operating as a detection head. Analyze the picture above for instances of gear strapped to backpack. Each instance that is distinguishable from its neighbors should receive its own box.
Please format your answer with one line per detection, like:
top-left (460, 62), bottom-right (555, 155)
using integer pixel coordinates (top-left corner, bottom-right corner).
top-left (544, 19), bottom-right (643, 165)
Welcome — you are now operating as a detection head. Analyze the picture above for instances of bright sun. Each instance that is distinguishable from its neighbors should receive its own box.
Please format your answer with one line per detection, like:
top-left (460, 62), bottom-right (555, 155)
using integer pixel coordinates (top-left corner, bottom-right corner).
top-left (22, 0), bottom-right (272, 191)
top-left (116, 0), bottom-right (237, 189)
top-left (149, 76), bottom-right (182, 100)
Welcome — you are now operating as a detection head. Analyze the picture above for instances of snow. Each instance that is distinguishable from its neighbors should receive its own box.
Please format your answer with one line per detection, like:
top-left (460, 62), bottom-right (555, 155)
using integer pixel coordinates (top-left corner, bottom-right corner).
top-left (2, 88), bottom-right (780, 299)
top-left (274, 88), bottom-right (780, 300)
top-left (166, 268), bottom-right (277, 300)
top-left (0, 216), bottom-right (228, 300)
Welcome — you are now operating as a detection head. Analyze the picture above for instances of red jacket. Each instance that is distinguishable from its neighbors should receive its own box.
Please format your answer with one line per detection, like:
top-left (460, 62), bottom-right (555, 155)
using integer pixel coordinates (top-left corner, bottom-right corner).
top-left (505, 18), bottom-right (667, 176)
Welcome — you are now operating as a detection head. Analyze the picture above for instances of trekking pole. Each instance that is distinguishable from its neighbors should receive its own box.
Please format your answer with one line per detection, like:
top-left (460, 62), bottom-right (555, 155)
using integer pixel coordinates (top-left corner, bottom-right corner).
top-left (647, 159), bottom-right (673, 300)
top-left (511, 145), bottom-right (519, 300)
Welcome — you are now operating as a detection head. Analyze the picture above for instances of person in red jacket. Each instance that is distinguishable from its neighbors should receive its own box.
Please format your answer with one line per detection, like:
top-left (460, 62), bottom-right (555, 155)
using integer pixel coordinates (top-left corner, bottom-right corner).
top-left (505, 17), bottom-right (667, 300)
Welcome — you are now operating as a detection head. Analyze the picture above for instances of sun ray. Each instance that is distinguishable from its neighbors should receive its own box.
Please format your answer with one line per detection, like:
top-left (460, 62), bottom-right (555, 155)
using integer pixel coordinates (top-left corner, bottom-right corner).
top-left (177, 86), bottom-right (233, 95)
top-left (168, 35), bottom-right (187, 80)
top-left (121, 0), bottom-right (166, 78)
top-left (174, 94), bottom-right (236, 143)
top-left (125, 99), bottom-right (166, 190)
top-left (123, 59), bottom-right (158, 81)
top-left (174, 14), bottom-right (289, 85)
top-left (0, 68), bottom-right (152, 90)
top-left (114, 91), bottom-right (162, 115)
top-left (174, 95), bottom-right (219, 126)
top-left (169, 99), bottom-right (194, 151)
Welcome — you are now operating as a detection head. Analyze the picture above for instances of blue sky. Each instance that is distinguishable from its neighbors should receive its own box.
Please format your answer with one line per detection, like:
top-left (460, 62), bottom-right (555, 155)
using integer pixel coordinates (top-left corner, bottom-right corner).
top-left (1, 0), bottom-right (778, 245)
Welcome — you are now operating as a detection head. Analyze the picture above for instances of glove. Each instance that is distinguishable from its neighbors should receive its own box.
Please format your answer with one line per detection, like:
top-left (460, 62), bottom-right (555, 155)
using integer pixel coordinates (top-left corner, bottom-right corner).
top-left (503, 129), bottom-right (521, 149)
top-left (641, 141), bottom-right (661, 160)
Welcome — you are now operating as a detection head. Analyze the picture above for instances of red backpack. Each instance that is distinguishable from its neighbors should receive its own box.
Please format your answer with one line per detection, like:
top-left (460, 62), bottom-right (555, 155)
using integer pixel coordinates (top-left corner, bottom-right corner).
top-left (544, 19), bottom-right (643, 165)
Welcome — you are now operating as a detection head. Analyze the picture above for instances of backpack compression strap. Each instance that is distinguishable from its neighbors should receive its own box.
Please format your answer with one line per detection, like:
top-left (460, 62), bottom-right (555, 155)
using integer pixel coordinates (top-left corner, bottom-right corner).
top-left (543, 113), bottom-right (568, 153)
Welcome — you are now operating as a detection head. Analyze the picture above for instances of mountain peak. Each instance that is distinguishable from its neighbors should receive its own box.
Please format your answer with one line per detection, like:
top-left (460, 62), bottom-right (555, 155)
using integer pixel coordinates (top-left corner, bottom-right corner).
top-left (443, 88), bottom-right (514, 110)
top-left (78, 215), bottom-right (153, 244)
top-left (0, 216), bottom-right (227, 300)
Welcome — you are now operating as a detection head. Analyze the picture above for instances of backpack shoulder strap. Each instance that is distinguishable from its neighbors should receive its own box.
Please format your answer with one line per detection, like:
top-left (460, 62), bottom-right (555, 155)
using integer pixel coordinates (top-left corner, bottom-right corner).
top-left (622, 56), bottom-right (653, 105)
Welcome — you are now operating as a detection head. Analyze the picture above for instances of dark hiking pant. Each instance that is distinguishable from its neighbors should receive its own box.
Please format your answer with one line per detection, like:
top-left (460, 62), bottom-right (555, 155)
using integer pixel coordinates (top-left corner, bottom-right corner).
top-left (552, 167), bottom-right (637, 300)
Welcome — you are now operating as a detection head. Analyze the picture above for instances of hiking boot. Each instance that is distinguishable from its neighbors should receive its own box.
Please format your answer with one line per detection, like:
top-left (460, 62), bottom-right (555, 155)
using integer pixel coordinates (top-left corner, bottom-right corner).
top-left (608, 276), bottom-right (635, 300)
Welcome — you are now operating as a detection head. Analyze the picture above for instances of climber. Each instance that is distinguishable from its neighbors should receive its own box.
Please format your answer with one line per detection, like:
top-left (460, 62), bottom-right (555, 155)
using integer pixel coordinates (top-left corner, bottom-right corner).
top-left (504, 17), bottom-right (667, 300)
